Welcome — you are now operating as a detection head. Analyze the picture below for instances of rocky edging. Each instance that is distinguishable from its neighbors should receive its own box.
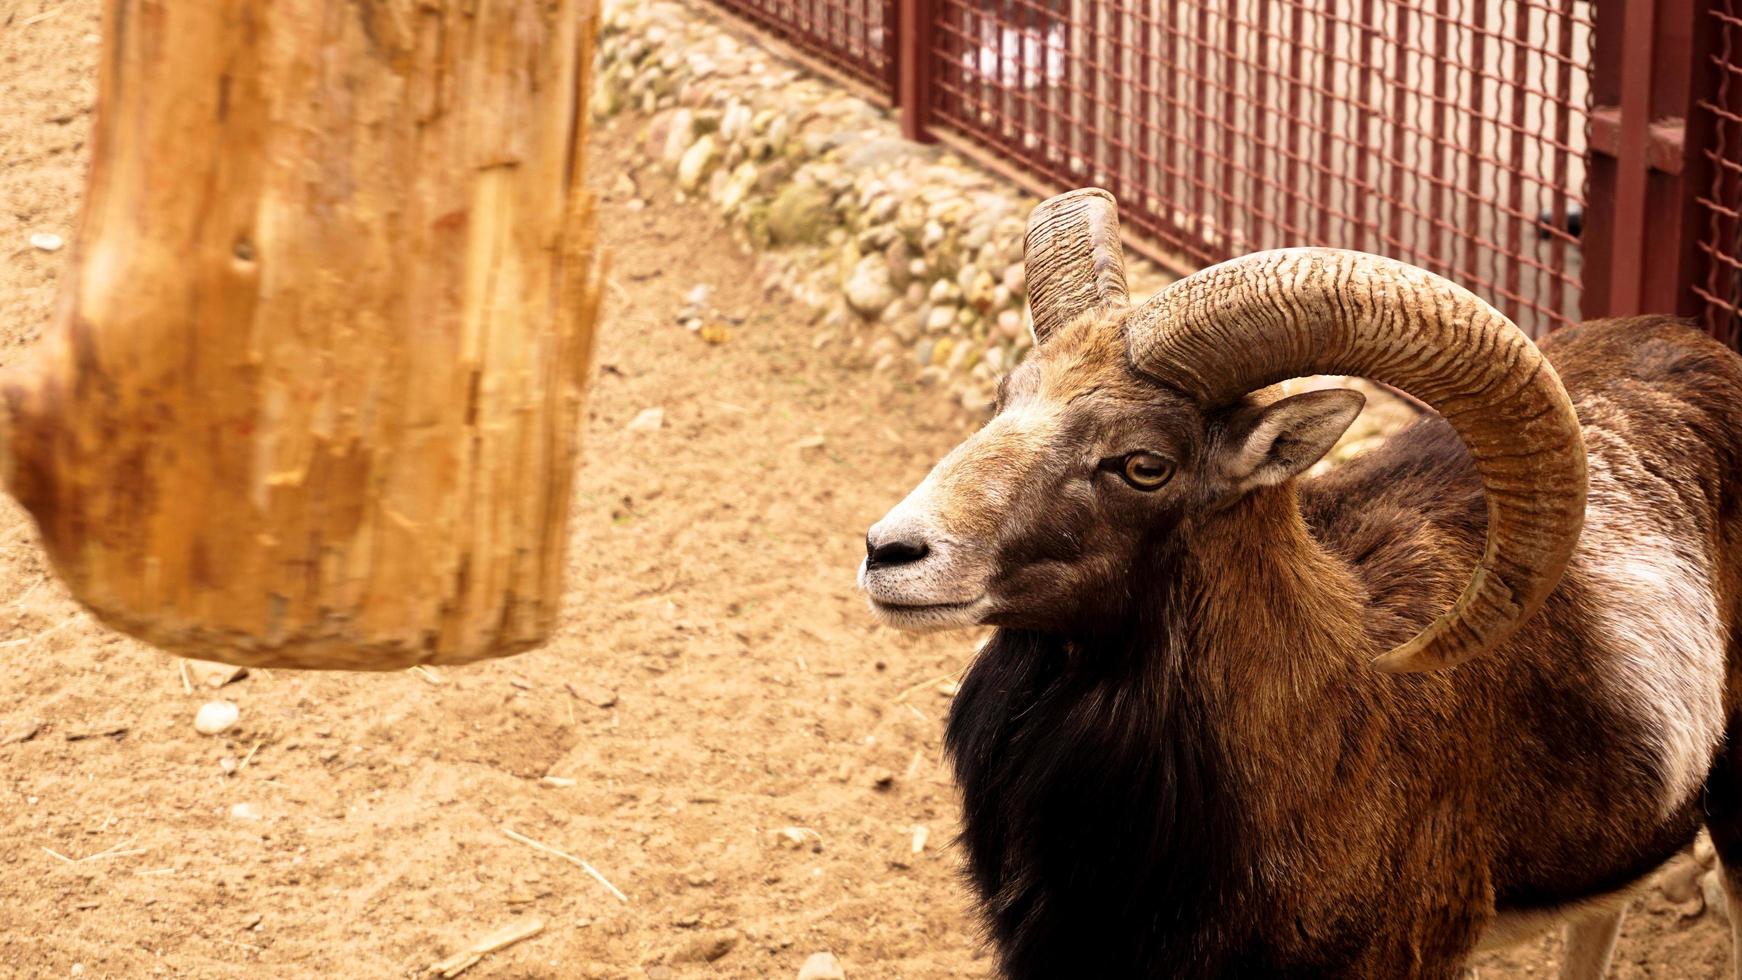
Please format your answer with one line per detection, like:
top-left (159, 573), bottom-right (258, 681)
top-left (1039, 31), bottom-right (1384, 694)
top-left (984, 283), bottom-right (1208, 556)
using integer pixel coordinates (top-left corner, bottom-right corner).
top-left (590, 0), bottom-right (1174, 416)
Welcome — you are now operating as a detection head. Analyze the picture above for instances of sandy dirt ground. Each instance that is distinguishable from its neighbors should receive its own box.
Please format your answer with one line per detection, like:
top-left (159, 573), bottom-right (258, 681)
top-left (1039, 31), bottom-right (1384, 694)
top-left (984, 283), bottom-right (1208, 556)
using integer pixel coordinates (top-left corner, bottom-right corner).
top-left (1, 2), bottom-right (1736, 977)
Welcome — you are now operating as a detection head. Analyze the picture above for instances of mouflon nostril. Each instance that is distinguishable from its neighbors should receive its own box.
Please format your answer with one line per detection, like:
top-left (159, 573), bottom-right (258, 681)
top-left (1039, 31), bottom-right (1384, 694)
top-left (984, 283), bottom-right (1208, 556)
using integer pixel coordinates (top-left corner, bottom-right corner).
top-left (865, 533), bottom-right (930, 569)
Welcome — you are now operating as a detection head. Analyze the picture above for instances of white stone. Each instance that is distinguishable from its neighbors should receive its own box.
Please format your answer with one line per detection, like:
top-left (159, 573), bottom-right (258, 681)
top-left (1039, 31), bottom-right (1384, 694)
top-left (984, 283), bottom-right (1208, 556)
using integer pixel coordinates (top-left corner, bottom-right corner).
top-left (194, 700), bottom-right (239, 736)
top-left (626, 407), bottom-right (665, 432)
top-left (719, 162), bottom-right (759, 214)
top-left (955, 262), bottom-right (980, 293)
top-left (677, 135), bottom-right (719, 191)
top-left (843, 256), bottom-right (896, 318)
top-left (720, 102), bottom-right (754, 142)
top-left (662, 108), bottom-right (697, 163)
top-left (29, 232), bottom-right (63, 253)
top-left (925, 305), bottom-right (956, 333)
top-left (797, 952), bottom-right (845, 980)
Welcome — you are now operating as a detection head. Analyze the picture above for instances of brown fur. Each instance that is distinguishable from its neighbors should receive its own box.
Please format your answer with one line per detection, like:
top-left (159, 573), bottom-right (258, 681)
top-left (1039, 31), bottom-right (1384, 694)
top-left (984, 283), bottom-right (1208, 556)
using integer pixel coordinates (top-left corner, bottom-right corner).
top-left (871, 314), bottom-right (1742, 977)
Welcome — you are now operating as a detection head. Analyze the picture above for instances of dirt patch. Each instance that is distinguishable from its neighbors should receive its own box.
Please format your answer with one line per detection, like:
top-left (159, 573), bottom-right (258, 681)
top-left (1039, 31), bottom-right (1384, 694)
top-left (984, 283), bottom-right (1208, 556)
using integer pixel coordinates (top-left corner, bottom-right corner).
top-left (0, 3), bottom-right (1733, 977)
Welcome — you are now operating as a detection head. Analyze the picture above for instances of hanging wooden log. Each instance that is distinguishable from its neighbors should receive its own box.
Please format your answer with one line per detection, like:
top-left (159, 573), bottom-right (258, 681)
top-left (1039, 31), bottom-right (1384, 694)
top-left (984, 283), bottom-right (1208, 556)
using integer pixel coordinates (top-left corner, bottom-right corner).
top-left (1, 0), bottom-right (603, 669)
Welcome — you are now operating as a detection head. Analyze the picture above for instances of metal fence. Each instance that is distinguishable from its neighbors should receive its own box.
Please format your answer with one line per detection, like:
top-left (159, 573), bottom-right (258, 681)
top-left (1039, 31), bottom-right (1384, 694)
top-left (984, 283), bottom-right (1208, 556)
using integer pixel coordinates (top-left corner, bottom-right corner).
top-left (925, 0), bottom-right (1589, 335)
top-left (706, 0), bottom-right (897, 92)
top-left (1696, 0), bottom-right (1742, 346)
top-left (702, 0), bottom-right (1742, 345)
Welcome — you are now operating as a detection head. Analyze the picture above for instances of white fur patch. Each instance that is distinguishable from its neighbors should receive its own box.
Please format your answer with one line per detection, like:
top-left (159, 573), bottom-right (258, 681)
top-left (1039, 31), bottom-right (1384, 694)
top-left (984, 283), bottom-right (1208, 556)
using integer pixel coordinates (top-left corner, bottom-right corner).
top-left (1579, 453), bottom-right (1727, 817)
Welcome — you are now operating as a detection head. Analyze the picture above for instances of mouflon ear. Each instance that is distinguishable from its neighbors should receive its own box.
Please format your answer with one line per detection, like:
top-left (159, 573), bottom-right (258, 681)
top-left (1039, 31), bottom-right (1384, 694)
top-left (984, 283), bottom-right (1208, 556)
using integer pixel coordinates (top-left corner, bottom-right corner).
top-left (1221, 388), bottom-right (1365, 490)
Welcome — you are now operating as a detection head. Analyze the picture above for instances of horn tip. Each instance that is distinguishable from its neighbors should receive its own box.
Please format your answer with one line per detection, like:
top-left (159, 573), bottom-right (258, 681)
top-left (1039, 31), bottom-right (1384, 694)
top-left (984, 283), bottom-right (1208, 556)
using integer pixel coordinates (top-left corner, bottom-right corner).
top-left (1027, 188), bottom-right (1124, 245)
top-left (1031, 186), bottom-right (1118, 217)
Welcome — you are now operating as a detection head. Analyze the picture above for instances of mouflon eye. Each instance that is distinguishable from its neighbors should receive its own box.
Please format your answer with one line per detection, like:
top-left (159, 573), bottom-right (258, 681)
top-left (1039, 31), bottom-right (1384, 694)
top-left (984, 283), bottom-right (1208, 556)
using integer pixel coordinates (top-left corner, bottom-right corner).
top-left (1121, 453), bottom-right (1174, 490)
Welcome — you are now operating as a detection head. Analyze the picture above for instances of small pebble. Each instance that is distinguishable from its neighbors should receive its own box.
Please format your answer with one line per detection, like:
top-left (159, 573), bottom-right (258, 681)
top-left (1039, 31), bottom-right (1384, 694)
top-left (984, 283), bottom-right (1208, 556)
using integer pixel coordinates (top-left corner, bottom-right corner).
top-left (1703, 867), bottom-right (1729, 922)
top-left (626, 407), bottom-right (665, 432)
top-left (229, 802), bottom-right (262, 821)
top-left (797, 951), bottom-right (846, 980)
top-left (194, 700), bottom-right (239, 736)
top-left (774, 827), bottom-right (822, 852)
top-left (670, 928), bottom-right (739, 964)
top-left (577, 685), bottom-right (618, 708)
top-left (1, 718), bottom-right (42, 745)
top-left (29, 232), bottom-right (63, 252)
top-left (186, 660), bottom-right (246, 689)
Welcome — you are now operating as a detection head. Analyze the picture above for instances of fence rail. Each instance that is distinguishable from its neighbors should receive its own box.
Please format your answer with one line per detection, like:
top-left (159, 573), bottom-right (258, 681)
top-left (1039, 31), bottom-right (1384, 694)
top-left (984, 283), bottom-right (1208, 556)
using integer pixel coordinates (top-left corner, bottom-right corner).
top-left (1696, 0), bottom-right (1742, 346)
top-left (706, 0), bottom-right (898, 94)
top-left (702, 0), bottom-right (1742, 345)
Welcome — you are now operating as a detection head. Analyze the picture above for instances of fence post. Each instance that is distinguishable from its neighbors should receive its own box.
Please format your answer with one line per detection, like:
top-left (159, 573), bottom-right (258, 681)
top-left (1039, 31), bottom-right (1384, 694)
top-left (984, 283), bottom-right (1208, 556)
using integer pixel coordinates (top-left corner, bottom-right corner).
top-left (1583, 0), bottom-right (1718, 321)
top-left (898, 0), bottom-right (936, 143)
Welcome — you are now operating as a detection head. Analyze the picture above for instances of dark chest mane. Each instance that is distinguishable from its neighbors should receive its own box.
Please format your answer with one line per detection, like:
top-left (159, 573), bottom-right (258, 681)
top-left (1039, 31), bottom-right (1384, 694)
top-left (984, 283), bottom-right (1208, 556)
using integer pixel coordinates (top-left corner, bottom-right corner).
top-left (945, 626), bottom-right (1274, 979)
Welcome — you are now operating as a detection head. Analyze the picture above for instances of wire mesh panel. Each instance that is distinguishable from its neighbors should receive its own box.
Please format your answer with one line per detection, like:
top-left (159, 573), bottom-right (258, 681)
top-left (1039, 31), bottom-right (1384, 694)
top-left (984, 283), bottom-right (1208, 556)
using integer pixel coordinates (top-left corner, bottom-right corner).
top-left (707, 0), bottom-right (897, 95)
top-left (1695, 0), bottom-right (1742, 347)
top-left (926, 0), bottom-right (1591, 336)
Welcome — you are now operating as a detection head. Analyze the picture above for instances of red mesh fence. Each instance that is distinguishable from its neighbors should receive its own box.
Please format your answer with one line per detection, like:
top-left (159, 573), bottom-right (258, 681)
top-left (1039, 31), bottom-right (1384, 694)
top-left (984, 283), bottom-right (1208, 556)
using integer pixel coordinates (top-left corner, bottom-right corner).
top-left (1695, 0), bottom-right (1742, 347)
top-left (697, 0), bottom-right (1742, 345)
top-left (925, 0), bottom-right (1591, 337)
top-left (705, 0), bottom-right (897, 95)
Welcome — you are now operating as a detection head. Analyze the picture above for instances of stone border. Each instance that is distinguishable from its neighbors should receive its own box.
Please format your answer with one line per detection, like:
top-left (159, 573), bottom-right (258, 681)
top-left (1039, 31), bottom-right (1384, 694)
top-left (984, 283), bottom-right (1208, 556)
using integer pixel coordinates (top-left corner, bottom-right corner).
top-left (591, 0), bottom-right (1173, 415)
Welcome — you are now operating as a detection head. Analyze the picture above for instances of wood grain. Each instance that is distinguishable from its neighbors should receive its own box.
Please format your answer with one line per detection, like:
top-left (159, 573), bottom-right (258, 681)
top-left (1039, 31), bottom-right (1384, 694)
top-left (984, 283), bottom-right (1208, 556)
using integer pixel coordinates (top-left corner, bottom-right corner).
top-left (2, 0), bottom-right (603, 669)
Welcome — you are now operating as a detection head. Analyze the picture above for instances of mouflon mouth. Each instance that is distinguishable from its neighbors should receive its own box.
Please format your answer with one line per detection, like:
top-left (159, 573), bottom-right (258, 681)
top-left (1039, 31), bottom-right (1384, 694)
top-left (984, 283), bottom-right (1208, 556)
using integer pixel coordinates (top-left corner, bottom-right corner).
top-left (864, 594), bottom-right (990, 632)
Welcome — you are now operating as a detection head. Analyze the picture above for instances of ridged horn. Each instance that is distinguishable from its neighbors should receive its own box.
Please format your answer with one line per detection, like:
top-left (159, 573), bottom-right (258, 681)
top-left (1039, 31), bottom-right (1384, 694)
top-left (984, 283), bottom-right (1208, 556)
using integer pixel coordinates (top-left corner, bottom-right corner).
top-left (1024, 188), bottom-right (1128, 344)
top-left (1120, 246), bottom-right (1586, 672)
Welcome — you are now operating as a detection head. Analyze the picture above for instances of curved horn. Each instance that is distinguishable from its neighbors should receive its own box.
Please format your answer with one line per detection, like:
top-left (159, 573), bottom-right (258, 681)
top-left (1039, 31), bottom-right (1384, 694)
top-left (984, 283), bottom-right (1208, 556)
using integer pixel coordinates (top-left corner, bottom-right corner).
top-left (1024, 188), bottom-right (1128, 344)
top-left (1124, 247), bottom-right (1586, 673)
